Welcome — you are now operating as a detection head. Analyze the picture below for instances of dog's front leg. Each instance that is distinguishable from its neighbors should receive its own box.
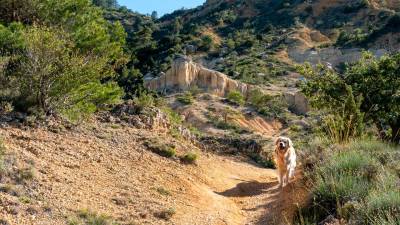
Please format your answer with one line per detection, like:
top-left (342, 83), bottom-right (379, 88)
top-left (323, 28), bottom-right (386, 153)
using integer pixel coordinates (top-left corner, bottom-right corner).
top-left (284, 172), bottom-right (289, 186)
top-left (278, 171), bottom-right (283, 188)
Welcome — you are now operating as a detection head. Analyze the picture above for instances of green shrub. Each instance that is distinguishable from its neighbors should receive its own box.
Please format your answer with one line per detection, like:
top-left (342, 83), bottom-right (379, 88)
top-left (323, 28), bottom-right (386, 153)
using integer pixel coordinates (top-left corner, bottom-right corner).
top-left (187, 125), bottom-right (202, 137)
top-left (321, 86), bottom-right (364, 144)
top-left (177, 92), bottom-right (194, 105)
top-left (188, 85), bottom-right (202, 96)
top-left (257, 96), bottom-right (288, 119)
top-left (299, 53), bottom-right (400, 143)
top-left (249, 153), bottom-right (275, 169)
top-left (362, 172), bottom-right (400, 223)
top-left (248, 89), bottom-right (273, 108)
top-left (226, 90), bottom-right (245, 106)
top-left (133, 93), bottom-right (155, 112)
top-left (145, 141), bottom-right (176, 158)
top-left (0, 0), bottom-right (127, 121)
top-left (161, 107), bottom-right (183, 126)
top-left (15, 167), bottom-right (36, 183)
top-left (155, 208), bottom-right (176, 220)
top-left (73, 209), bottom-right (117, 225)
top-left (1, 26), bottom-right (123, 121)
top-left (158, 146), bottom-right (176, 158)
top-left (19, 196), bottom-right (31, 204)
top-left (156, 187), bottom-right (171, 196)
top-left (181, 152), bottom-right (198, 164)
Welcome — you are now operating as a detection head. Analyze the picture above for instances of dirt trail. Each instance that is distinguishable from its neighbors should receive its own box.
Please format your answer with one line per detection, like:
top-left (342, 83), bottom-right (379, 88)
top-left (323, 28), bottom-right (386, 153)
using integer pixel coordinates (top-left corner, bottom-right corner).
top-left (175, 154), bottom-right (308, 225)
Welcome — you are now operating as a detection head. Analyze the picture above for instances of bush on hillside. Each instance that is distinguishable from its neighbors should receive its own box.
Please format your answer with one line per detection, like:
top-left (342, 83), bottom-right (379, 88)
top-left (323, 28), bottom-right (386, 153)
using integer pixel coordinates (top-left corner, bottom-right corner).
top-left (145, 141), bottom-right (176, 158)
top-left (19, 26), bottom-right (122, 120)
top-left (177, 92), bottom-right (194, 105)
top-left (133, 93), bottom-right (155, 113)
top-left (226, 90), bottom-right (245, 106)
top-left (155, 207), bottom-right (176, 220)
top-left (248, 89), bottom-right (273, 108)
top-left (181, 152), bottom-right (198, 164)
top-left (321, 86), bottom-right (364, 143)
top-left (299, 52), bottom-right (400, 143)
top-left (68, 209), bottom-right (117, 225)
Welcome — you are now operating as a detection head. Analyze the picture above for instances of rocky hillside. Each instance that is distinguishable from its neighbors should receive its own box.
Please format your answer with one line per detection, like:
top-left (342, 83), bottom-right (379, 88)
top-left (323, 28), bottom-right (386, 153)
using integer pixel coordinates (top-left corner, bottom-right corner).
top-left (0, 100), bottom-right (308, 225)
top-left (106, 0), bottom-right (399, 82)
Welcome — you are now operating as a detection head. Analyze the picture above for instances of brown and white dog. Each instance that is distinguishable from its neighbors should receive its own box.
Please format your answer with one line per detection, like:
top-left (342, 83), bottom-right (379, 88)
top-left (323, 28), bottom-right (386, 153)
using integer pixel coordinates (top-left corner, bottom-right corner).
top-left (274, 136), bottom-right (296, 188)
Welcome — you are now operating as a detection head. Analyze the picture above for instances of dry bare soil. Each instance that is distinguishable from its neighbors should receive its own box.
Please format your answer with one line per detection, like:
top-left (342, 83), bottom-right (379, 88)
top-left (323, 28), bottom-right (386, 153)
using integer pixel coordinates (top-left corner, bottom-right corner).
top-left (0, 118), bottom-right (307, 225)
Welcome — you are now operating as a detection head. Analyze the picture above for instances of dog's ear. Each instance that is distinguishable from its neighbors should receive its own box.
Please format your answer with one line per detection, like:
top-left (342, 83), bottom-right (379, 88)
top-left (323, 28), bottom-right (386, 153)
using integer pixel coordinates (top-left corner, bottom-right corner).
top-left (275, 137), bottom-right (281, 146)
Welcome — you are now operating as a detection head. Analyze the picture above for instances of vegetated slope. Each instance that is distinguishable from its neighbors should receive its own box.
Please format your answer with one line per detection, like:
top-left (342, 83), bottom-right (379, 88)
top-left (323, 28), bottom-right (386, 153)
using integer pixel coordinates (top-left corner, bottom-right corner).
top-left (106, 0), bottom-right (400, 81)
top-left (0, 113), bottom-right (307, 225)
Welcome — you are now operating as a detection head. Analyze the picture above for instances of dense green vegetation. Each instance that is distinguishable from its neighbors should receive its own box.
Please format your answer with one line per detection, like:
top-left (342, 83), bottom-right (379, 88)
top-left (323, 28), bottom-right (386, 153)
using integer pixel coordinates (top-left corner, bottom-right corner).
top-left (0, 0), bottom-right (126, 120)
top-left (297, 140), bottom-right (400, 225)
top-left (1, 0), bottom-right (396, 122)
top-left (299, 52), bottom-right (400, 144)
top-left (297, 52), bottom-right (400, 224)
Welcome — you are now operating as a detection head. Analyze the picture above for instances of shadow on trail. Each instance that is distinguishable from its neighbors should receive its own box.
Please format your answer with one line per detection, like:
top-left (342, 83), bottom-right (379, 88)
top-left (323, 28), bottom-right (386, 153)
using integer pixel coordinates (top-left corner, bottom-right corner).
top-left (215, 180), bottom-right (279, 197)
top-left (253, 177), bottom-right (310, 225)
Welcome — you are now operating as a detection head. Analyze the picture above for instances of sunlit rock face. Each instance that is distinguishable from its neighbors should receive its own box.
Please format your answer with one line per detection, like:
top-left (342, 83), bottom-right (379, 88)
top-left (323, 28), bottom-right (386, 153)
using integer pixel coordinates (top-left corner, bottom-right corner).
top-left (284, 91), bottom-right (310, 115)
top-left (145, 56), bottom-right (309, 115)
top-left (144, 56), bottom-right (250, 96)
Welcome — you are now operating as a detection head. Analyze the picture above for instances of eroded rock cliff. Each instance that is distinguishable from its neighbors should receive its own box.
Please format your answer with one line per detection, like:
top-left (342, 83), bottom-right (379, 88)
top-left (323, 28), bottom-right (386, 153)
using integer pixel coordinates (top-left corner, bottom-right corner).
top-left (145, 56), bottom-right (310, 115)
top-left (144, 56), bottom-right (250, 96)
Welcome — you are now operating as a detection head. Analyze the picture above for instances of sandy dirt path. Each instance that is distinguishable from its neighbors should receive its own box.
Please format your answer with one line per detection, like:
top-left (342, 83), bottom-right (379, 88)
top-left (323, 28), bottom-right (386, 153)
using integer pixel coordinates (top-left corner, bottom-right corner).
top-left (174, 154), bottom-right (307, 225)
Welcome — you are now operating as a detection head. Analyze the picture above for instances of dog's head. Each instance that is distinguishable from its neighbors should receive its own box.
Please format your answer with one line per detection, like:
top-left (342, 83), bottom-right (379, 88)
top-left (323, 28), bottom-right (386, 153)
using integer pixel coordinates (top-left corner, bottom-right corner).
top-left (275, 136), bottom-right (293, 154)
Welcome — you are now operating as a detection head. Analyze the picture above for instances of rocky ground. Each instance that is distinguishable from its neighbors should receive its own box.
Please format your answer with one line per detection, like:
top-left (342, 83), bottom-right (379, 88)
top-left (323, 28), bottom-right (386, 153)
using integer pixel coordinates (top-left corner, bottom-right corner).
top-left (0, 108), bottom-right (308, 225)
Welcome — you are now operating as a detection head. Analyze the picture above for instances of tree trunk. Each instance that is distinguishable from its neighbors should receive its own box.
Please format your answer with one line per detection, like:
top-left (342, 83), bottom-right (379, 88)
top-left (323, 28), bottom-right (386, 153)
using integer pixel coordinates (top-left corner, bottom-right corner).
top-left (390, 120), bottom-right (400, 144)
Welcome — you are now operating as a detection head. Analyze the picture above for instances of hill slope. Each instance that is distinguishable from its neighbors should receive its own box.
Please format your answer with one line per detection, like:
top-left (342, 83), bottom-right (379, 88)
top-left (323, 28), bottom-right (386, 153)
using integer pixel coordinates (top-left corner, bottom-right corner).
top-left (0, 111), bottom-right (307, 225)
top-left (106, 0), bottom-right (400, 84)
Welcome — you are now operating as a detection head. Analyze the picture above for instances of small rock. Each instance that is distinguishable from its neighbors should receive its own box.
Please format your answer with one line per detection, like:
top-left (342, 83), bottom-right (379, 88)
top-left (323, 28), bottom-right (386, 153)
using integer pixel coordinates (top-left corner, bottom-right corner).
top-left (112, 197), bottom-right (127, 206)
top-left (26, 206), bottom-right (39, 215)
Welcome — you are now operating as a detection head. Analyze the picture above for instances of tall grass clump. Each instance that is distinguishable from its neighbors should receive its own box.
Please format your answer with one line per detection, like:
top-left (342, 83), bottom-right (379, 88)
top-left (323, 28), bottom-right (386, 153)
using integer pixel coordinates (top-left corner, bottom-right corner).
top-left (320, 86), bottom-right (364, 144)
top-left (296, 140), bottom-right (400, 224)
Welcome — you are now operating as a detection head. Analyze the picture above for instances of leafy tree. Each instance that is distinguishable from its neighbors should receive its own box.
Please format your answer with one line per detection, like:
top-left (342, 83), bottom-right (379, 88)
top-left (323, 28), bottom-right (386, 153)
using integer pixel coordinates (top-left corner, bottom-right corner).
top-left (151, 11), bottom-right (158, 20)
top-left (200, 35), bottom-right (214, 51)
top-left (13, 26), bottom-right (123, 119)
top-left (299, 52), bottom-right (400, 143)
top-left (38, 0), bottom-right (127, 65)
top-left (345, 52), bottom-right (400, 143)
top-left (173, 17), bottom-right (183, 35)
top-left (0, 0), bottom-right (39, 24)
top-left (0, 0), bottom-right (130, 121)
top-left (117, 66), bottom-right (146, 99)
top-left (92, 0), bottom-right (118, 8)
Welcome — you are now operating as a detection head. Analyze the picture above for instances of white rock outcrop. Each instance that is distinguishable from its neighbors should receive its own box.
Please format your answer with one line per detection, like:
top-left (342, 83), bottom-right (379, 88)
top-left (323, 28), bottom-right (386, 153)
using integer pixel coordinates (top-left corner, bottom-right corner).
top-left (144, 57), bottom-right (250, 96)
top-left (284, 91), bottom-right (310, 115)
